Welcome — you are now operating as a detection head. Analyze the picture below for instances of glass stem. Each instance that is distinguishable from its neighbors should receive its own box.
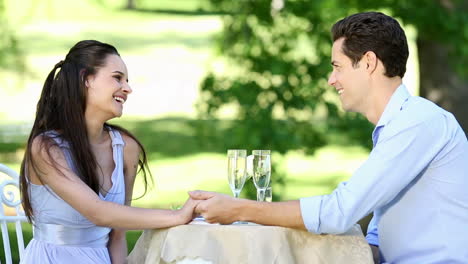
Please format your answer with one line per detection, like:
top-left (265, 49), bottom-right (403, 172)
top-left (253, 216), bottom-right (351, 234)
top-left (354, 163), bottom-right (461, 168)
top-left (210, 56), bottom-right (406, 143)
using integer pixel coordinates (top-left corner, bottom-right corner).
top-left (257, 189), bottom-right (265, 201)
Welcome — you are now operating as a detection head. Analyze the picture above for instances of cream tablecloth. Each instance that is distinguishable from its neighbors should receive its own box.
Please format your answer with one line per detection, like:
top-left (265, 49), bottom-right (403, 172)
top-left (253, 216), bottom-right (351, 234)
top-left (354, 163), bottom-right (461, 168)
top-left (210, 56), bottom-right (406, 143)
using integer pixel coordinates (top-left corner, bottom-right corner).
top-left (127, 222), bottom-right (373, 264)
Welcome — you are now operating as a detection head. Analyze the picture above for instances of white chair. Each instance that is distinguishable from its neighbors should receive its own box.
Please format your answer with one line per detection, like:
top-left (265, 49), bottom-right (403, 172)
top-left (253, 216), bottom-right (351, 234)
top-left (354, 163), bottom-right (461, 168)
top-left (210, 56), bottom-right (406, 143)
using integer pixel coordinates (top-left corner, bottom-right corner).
top-left (0, 163), bottom-right (28, 264)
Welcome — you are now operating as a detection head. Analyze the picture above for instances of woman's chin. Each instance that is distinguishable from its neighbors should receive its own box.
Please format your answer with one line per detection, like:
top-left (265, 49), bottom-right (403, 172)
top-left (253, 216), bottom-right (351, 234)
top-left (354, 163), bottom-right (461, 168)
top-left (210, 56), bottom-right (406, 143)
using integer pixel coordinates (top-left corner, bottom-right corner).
top-left (107, 111), bottom-right (123, 120)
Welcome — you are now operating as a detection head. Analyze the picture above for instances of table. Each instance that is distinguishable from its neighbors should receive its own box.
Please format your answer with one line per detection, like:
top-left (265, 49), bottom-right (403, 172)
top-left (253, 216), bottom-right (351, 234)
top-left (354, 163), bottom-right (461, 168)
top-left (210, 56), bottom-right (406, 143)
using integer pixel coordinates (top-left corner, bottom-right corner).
top-left (127, 221), bottom-right (373, 264)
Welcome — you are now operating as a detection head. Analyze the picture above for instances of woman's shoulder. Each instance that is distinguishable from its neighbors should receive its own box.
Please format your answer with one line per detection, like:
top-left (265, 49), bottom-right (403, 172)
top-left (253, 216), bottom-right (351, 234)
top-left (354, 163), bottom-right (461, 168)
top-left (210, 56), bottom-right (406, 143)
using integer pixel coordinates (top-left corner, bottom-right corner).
top-left (108, 127), bottom-right (140, 156)
top-left (111, 129), bottom-right (141, 180)
top-left (121, 133), bottom-right (140, 153)
top-left (31, 130), bottom-right (65, 151)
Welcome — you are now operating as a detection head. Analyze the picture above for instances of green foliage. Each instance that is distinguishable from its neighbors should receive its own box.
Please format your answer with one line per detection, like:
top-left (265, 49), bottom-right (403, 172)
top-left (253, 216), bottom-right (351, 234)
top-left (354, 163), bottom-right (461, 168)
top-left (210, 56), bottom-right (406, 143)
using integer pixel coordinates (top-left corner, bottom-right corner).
top-left (198, 0), bottom-right (374, 199)
top-left (0, 0), bottom-right (24, 72)
top-left (343, 0), bottom-right (468, 78)
top-left (198, 0), bottom-right (468, 200)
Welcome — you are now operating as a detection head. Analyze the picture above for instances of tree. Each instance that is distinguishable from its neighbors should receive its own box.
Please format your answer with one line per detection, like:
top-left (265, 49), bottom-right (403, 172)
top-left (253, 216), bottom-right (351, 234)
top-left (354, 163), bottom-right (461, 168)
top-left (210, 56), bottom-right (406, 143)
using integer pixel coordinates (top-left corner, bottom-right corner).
top-left (198, 0), bottom-right (468, 199)
top-left (197, 0), bottom-right (374, 199)
top-left (126, 0), bottom-right (136, 10)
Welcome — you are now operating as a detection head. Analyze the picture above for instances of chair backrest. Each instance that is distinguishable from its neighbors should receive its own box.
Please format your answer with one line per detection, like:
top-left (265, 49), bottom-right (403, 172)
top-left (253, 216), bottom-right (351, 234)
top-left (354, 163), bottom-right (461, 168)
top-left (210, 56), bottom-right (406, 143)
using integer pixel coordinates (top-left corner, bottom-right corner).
top-left (0, 163), bottom-right (28, 264)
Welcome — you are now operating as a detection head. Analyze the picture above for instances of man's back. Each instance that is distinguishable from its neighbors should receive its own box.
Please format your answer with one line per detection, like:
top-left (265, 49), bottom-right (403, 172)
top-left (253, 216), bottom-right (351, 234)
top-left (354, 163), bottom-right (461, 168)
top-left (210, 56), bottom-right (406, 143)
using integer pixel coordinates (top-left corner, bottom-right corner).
top-left (375, 93), bottom-right (468, 263)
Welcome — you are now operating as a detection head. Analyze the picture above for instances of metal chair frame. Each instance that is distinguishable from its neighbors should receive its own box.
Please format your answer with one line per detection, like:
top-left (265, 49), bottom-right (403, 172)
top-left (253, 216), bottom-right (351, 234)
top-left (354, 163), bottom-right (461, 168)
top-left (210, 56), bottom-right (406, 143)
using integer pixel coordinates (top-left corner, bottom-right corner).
top-left (0, 163), bottom-right (28, 264)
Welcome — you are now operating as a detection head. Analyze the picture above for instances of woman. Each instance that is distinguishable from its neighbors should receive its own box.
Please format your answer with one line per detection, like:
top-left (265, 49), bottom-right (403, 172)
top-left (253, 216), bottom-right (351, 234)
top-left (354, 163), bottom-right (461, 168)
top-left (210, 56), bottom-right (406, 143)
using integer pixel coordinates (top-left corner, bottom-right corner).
top-left (19, 40), bottom-right (198, 263)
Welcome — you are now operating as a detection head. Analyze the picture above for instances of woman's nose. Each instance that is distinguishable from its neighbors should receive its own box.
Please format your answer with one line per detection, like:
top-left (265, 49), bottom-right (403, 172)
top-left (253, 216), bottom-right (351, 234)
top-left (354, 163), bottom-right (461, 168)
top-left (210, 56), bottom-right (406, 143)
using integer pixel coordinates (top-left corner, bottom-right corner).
top-left (123, 82), bottom-right (132, 94)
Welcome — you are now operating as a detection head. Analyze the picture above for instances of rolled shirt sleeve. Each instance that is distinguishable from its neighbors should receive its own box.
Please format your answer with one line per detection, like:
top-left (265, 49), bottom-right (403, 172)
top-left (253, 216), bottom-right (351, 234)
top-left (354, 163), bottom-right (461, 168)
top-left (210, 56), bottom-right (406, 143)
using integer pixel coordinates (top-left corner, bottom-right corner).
top-left (300, 196), bottom-right (323, 234)
top-left (299, 112), bottom-right (450, 235)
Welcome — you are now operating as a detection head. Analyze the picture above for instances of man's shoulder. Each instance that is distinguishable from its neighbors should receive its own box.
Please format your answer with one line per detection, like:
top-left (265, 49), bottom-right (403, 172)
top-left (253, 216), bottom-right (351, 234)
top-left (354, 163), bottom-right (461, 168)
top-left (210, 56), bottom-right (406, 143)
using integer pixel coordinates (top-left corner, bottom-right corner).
top-left (383, 96), bottom-right (459, 138)
top-left (406, 96), bottom-right (448, 117)
top-left (398, 96), bottom-right (454, 125)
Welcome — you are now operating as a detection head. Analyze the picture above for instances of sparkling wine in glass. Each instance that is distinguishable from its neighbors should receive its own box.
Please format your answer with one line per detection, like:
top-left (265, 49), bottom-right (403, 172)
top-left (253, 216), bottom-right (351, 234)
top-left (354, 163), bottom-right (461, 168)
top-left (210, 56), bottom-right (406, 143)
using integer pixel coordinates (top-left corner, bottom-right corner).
top-left (227, 149), bottom-right (247, 198)
top-left (252, 150), bottom-right (271, 201)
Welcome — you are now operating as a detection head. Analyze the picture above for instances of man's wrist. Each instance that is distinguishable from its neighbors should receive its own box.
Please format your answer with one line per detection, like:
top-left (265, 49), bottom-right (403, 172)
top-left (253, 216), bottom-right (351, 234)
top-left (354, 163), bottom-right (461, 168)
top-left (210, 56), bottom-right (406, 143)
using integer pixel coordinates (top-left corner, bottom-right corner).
top-left (235, 198), bottom-right (254, 222)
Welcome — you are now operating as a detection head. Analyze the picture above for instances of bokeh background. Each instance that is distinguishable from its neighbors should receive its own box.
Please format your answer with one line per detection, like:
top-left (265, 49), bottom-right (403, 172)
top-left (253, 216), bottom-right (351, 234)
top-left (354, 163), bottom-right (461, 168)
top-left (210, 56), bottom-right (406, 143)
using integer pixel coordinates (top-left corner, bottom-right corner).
top-left (1, 0), bottom-right (467, 262)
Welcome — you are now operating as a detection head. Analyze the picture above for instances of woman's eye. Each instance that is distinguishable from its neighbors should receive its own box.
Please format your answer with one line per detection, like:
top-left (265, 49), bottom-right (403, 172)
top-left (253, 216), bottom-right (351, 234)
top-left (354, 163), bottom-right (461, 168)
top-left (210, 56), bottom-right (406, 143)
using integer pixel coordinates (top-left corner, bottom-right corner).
top-left (113, 75), bottom-right (122, 81)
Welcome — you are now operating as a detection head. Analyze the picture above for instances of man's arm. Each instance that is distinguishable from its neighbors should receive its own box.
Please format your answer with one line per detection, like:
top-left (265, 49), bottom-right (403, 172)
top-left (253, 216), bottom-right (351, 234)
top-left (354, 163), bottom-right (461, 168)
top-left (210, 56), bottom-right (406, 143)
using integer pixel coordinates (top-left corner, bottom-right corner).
top-left (193, 116), bottom-right (447, 234)
top-left (190, 191), bottom-right (305, 229)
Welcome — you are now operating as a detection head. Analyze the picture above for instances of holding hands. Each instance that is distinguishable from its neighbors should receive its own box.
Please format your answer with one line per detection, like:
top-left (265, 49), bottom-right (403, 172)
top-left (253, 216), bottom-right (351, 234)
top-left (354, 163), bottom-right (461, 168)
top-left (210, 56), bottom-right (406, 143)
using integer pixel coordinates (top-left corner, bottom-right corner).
top-left (183, 149), bottom-right (273, 225)
top-left (176, 197), bottom-right (202, 224)
top-left (189, 191), bottom-right (244, 225)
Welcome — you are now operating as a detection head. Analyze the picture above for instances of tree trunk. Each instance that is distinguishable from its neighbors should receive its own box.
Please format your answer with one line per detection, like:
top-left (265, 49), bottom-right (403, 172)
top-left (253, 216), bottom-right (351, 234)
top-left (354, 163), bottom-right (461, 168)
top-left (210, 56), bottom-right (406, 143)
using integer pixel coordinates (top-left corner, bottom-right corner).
top-left (126, 0), bottom-right (136, 10)
top-left (417, 38), bottom-right (468, 134)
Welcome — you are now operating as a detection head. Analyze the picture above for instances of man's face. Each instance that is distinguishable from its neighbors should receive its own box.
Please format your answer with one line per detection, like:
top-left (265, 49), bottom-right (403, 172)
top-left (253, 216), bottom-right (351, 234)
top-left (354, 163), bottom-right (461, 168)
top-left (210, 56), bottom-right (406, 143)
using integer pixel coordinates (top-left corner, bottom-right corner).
top-left (328, 38), bottom-right (369, 113)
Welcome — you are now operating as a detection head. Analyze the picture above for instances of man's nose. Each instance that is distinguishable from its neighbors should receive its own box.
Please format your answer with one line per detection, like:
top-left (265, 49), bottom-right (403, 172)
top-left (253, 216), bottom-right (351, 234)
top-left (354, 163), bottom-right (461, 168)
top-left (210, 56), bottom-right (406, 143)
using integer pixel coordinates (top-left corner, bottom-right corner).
top-left (328, 72), bottom-right (336, 86)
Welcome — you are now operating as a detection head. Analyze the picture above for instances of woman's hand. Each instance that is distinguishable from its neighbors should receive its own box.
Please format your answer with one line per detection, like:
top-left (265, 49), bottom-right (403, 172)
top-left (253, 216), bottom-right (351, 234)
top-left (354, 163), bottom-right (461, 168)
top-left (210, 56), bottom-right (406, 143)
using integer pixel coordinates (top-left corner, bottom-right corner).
top-left (189, 191), bottom-right (240, 224)
top-left (176, 198), bottom-right (201, 224)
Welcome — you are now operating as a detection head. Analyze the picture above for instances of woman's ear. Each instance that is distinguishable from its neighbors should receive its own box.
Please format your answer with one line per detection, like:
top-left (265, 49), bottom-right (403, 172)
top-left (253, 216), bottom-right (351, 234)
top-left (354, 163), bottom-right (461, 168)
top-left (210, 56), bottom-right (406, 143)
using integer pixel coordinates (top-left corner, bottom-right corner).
top-left (81, 69), bottom-right (90, 88)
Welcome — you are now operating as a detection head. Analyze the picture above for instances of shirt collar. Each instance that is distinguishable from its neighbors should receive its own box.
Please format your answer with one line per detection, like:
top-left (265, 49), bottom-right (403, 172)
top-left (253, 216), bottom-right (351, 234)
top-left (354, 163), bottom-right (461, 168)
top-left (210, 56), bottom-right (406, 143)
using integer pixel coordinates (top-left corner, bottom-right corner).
top-left (371, 84), bottom-right (410, 147)
top-left (375, 84), bottom-right (411, 128)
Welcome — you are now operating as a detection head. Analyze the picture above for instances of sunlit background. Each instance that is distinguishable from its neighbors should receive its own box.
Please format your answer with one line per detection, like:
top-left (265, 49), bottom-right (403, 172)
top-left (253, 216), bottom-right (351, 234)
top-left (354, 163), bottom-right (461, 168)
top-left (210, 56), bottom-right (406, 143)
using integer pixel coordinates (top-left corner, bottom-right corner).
top-left (4, 0), bottom-right (423, 207)
top-left (6, 0), bottom-right (466, 261)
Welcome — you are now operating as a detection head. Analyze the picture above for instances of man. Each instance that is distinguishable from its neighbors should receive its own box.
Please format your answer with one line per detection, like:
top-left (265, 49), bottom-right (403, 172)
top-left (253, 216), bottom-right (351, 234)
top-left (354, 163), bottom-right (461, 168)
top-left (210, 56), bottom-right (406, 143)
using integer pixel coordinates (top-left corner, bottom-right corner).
top-left (190, 11), bottom-right (468, 263)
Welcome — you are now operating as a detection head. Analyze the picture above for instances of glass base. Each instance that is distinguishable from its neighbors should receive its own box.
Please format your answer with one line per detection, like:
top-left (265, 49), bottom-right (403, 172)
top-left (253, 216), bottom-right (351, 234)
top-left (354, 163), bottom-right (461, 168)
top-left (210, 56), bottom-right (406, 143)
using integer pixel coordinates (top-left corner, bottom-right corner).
top-left (231, 221), bottom-right (249, 225)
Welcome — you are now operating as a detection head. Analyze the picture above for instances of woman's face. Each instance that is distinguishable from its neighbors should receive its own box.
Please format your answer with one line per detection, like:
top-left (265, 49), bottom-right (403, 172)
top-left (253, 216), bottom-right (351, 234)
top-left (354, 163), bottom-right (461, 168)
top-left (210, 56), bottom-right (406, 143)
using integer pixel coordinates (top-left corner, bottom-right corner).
top-left (84, 54), bottom-right (132, 122)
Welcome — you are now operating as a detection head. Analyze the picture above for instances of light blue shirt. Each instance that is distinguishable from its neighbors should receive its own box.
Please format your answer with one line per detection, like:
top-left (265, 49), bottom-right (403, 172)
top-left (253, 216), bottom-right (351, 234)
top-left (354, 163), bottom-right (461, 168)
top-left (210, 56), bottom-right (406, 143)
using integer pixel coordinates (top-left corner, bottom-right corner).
top-left (300, 84), bottom-right (468, 263)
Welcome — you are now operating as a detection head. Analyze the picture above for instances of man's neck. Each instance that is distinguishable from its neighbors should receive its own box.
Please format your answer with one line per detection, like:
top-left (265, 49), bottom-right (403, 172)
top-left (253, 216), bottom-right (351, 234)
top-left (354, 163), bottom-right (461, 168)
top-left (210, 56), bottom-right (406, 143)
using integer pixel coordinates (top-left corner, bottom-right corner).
top-left (365, 77), bottom-right (403, 125)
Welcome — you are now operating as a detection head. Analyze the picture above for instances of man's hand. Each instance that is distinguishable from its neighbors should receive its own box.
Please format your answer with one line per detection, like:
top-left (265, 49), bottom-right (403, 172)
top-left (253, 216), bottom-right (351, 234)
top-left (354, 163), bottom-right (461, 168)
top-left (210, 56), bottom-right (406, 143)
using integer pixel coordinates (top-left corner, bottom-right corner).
top-left (190, 190), bottom-right (305, 229)
top-left (189, 190), bottom-right (242, 224)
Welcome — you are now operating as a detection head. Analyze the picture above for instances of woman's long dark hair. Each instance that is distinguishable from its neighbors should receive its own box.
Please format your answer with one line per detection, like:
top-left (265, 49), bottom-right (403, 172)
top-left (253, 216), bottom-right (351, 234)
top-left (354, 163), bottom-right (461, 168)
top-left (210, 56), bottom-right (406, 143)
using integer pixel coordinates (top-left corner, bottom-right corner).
top-left (19, 40), bottom-right (151, 223)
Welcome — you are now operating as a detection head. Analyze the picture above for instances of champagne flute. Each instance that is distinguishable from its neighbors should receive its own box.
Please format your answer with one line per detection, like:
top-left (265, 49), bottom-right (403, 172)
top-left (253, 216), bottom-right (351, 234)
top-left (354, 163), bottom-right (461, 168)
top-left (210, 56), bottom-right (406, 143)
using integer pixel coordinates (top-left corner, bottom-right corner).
top-left (264, 186), bottom-right (272, 202)
top-left (246, 154), bottom-right (254, 180)
top-left (227, 149), bottom-right (247, 198)
top-left (252, 150), bottom-right (271, 201)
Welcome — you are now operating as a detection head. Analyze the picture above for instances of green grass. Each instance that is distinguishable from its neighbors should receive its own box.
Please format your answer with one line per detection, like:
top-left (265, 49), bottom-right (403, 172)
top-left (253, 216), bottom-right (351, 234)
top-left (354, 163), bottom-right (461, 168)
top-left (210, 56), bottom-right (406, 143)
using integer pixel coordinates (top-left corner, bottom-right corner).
top-left (0, 117), bottom-right (370, 208)
top-left (1, 0), bottom-right (222, 122)
top-left (1, 117), bottom-right (370, 263)
top-left (1, 142), bottom-right (368, 263)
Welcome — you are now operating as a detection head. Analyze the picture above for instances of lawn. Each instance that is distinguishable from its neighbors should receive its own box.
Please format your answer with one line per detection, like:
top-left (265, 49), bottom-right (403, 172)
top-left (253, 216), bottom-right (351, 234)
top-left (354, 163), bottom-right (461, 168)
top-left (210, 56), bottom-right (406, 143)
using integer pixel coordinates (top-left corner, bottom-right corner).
top-left (1, 117), bottom-right (369, 263)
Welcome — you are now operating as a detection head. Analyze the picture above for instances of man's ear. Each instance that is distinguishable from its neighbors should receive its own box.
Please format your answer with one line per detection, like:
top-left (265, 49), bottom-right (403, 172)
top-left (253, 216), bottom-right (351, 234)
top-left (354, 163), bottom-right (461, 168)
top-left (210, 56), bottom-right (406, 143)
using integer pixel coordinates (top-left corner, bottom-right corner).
top-left (363, 51), bottom-right (378, 74)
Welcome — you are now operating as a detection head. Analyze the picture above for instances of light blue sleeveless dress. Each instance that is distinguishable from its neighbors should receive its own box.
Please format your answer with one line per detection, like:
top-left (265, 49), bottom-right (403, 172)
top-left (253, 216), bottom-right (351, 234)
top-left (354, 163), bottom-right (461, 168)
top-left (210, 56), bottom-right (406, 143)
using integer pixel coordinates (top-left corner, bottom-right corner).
top-left (21, 128), bottom-right (126, 264)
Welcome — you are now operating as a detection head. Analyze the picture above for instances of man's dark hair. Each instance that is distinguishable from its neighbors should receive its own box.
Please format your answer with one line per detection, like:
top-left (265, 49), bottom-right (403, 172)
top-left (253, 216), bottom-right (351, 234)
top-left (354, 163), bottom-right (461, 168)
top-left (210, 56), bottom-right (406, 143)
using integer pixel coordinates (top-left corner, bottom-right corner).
top-left (331, 11), bottom-right (409, 78)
